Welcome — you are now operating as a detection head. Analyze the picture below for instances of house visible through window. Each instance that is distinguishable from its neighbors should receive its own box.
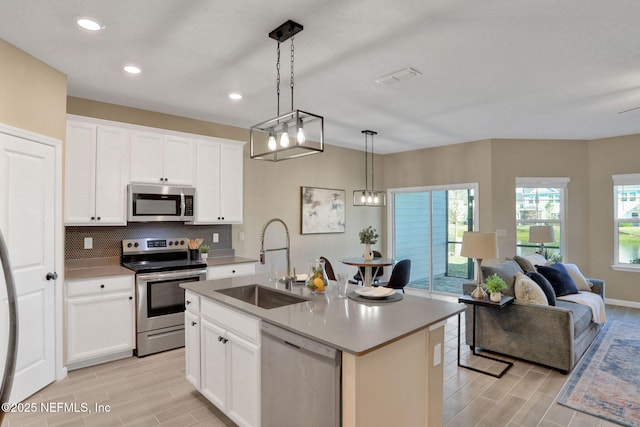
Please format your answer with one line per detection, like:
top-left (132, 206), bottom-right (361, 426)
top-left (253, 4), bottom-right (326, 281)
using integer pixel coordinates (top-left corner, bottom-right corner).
top-left (613, 174), bottom-right (640, 268)
top-left (388, 184), bottom-right (478, 295)
top-left (515, 177), bottom-right (568, 260)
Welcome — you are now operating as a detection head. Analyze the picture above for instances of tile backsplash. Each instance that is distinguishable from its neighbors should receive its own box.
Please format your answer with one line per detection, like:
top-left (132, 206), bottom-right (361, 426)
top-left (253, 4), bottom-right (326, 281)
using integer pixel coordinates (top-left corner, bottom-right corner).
top-left (65, 223), bottom-right (232, 260)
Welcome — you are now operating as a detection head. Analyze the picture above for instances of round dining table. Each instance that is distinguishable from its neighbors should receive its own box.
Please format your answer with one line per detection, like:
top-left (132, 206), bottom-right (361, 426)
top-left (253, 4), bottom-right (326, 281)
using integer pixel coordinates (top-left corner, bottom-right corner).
top-left (339, 257), bottom-right (395, 287)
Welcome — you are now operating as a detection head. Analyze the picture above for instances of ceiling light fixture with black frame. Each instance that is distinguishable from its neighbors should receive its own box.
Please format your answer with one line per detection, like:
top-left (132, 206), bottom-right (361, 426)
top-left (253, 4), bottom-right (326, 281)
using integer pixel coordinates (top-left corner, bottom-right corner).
top-left (250, 20), bottom-right (324, 162)
top-left (353, 130), bottom-right (386, 207)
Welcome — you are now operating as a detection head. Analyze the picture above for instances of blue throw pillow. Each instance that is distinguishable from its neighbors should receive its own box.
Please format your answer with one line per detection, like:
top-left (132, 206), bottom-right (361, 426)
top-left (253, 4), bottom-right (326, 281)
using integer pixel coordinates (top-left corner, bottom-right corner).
top-left (535, 263), bottom-right (579, 297)
top-left (525, 271), bottom-right (557, 306)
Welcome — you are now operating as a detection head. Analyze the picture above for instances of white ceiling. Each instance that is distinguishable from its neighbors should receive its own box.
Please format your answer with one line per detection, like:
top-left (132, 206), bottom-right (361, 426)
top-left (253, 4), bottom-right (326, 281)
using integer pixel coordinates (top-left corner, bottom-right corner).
top-left (2, 0), bottom-right (640, 154)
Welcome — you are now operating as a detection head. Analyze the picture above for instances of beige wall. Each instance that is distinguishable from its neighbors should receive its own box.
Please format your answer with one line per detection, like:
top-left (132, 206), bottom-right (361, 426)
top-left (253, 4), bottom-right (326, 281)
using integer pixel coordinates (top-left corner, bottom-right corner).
top-left (67, 97), bottom-right (384, 276)
top-left (8, 42), bottom-right (638, 302)
top-left (588, 134), bottom-right (640, 302)
top-left (0, 39), bottom-right (67, 141)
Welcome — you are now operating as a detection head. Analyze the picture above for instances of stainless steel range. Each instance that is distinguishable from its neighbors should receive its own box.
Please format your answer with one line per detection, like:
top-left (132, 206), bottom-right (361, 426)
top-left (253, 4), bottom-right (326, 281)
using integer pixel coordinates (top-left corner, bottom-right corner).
top-left (122, 237), bottom-right (207, 357)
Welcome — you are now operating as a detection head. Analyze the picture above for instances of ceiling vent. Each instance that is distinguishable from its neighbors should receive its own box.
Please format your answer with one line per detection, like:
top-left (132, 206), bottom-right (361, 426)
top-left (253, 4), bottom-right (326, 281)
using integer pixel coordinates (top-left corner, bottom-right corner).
top-left (375, 67), bottom-right (422, 85)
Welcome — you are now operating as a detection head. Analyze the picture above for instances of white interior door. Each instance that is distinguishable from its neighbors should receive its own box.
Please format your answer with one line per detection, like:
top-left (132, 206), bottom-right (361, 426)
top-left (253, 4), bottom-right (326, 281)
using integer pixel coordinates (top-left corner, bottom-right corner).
top-left (0, 130), bottom-right (56, 403)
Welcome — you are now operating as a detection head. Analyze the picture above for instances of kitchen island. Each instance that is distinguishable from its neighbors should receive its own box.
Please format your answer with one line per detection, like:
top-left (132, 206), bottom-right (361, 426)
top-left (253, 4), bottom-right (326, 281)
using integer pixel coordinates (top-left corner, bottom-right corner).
top-left (181, 274), bottom-right (464, 427)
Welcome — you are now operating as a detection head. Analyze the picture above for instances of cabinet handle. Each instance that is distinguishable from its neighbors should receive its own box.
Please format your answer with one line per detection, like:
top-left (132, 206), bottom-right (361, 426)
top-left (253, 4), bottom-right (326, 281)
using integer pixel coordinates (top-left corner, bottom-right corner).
top-left (46, 272), bottom-right (58, 281)
top-left (232, 270), bottom-right (236, 274)
top-left (96, 216), bottom-right (101, 221)
top-left (160, 178), bottom-right (164, 182)
top-left (222, 338), bottom-right (228, 344)
top-left (218, 336), bottom-right (224, 342)
top-left (191, 321), bottom-right (197, 326)
top-left (186, 300), bottom-right (191, 305)
top-left (90, 216), bottom-right (95, 220)
top-left (100, 284), bottom-right (105, 289)
top-left (129, 296), bottom-right (133, 300)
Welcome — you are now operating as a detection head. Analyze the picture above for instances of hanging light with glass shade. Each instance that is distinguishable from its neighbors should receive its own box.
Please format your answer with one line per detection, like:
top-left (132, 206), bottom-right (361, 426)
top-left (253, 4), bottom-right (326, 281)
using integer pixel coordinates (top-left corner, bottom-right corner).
top-left (250, 20), bottom-right (324, 161)
top-left (353, 130), bottom-right (386, 206)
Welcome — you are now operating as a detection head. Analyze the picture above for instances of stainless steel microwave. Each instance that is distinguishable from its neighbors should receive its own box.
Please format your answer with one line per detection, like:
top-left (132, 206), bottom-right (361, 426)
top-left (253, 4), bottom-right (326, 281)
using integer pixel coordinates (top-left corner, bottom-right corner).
top-left (127, 184), bottom-right (195, 222)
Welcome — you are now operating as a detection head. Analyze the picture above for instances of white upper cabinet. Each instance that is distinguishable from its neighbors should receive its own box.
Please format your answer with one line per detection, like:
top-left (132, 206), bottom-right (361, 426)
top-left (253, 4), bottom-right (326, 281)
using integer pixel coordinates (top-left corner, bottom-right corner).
top-left (193, 139), bottom-right (243, 224)
top-left (65, 120), bottom-right (129, 225)
top-left (130, 131), bottom-right (194, 186)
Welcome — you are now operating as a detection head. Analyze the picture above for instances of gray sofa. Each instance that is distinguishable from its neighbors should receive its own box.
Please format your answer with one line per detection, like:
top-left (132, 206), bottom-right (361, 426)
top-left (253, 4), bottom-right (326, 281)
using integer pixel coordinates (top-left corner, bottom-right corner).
top-left (463, 259), bottom-right (605, 373)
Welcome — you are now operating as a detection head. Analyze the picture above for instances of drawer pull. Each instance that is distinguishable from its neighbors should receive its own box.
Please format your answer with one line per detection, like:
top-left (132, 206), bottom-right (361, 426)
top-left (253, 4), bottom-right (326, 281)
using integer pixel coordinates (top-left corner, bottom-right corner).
top-left (191, 321), bottom-right (197, 326)
top-left (186, 300), bottom-right (191, 305)
top-left (100, 284), bottom-right (105, 289)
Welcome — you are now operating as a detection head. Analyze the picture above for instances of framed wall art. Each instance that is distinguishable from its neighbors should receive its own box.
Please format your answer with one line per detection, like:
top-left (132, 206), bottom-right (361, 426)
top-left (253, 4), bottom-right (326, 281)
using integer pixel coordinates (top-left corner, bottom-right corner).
top-left (300, 186), bottom-right (346, 234)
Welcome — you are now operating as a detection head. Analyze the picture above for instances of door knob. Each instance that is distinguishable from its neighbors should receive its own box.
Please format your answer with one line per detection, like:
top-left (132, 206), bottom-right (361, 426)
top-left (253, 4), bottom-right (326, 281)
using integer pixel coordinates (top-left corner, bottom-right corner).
top-left (46, 272), bottom-right (58, 281)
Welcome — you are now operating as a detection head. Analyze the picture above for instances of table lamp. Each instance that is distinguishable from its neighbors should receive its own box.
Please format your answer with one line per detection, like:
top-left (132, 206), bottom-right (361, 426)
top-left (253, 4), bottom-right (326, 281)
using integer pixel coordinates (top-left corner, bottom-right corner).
top-left (461, 231), bottom-right (499, 299)
top-left (529, 225), bottom-right (555, 258)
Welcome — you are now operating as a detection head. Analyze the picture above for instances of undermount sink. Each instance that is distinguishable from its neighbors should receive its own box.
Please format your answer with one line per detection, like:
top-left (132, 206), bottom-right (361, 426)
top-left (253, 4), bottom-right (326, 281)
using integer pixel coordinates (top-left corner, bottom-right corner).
top-left (216, 284), bottom-right (309, 309)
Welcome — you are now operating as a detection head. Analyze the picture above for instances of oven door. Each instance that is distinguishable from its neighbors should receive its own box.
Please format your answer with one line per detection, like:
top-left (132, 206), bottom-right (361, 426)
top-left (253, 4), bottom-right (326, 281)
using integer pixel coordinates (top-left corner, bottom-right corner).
top-left (136, 268), bottom-right (206, 333)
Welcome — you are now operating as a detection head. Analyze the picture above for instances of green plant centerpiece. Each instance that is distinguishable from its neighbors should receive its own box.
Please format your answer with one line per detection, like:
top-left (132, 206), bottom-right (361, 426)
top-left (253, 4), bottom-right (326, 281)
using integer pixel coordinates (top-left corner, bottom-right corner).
top-left (484, 273), bottom-right (507, 302)
top-left (359, 226), bottom-right (379, 261)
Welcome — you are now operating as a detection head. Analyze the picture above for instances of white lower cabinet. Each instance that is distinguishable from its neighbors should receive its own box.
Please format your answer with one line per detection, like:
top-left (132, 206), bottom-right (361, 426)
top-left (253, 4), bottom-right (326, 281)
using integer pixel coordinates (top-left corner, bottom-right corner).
top-left (185, 291), bottom-right (260, 427)
top-left (65, 275), bottom-right (135, 370)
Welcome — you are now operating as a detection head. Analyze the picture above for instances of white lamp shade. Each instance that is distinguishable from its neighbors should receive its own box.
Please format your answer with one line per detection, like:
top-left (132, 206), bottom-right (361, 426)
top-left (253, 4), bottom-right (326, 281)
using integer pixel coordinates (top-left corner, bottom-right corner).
top-left (529, 225), bottom-right (555, 243)
top-left (460, 232), bottom-right (499, 260)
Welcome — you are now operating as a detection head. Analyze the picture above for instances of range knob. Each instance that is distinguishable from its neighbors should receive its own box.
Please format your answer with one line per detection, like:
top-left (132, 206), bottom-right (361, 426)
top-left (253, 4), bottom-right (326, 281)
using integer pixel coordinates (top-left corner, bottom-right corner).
top-left (168, 241), bottom-right (173, 246)
top-left (180, 240), bottom-right (185, 245)
top-left (134, 242), bottom-right (139, 248)
top-left (127, 242), bottom-right (132, 248)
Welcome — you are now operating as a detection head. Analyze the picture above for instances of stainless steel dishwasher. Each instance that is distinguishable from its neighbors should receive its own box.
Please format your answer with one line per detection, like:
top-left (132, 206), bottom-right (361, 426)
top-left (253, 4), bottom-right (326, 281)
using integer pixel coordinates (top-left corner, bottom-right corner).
top-left (261, 321), bottom-right (341, 427)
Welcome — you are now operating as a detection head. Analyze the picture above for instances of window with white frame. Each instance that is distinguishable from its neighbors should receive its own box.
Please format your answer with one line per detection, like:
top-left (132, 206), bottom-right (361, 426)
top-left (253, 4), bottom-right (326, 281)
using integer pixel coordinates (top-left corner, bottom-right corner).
top-left (515, 177), bottom-right (569, 260)
top-left (613, 174), bottom-right (640, 268)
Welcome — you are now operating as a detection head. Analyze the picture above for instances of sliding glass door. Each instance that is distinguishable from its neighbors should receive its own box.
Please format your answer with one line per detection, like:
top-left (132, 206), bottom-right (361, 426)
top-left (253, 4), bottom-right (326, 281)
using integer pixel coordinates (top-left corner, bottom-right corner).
top-left (389, 184), bottom-right (477, 294)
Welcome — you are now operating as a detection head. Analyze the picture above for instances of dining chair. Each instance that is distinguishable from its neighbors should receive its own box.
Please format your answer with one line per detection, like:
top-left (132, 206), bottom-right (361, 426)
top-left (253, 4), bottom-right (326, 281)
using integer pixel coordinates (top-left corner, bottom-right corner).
top-left (351, 251), bottom-right (384, 284)
top-left (373, 259), bottom-right (411, 293)
top-left (319, 256), bottom-right (337, 281)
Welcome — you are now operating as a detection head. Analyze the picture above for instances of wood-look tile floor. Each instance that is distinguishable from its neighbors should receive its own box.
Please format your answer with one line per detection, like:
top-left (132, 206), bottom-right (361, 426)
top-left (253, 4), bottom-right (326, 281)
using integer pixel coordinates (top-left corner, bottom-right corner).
top-left (2, 303), bottom-right (638, 427)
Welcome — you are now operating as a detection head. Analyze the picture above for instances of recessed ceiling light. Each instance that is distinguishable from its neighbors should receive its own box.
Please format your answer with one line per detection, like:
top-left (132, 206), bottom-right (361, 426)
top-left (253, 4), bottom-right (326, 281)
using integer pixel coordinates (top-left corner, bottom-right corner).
top-left (76, 18), bottom-right (104, 31)
top-left (229, 93), bottom-right (243, 100)
top-left (123, 65), bottom-right (142, 75)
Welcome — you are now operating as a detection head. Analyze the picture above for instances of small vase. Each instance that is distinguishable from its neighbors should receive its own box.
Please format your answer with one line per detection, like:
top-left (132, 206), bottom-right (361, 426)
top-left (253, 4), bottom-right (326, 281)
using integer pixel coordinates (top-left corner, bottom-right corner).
top-left (201, 253), bottom-right (208, 261)
top-left (490, 292), bottom-right (502, 302)
top-left (363, 243), bottom-right (374, 261)
top-left (306, 259), bottom-right (329, 293)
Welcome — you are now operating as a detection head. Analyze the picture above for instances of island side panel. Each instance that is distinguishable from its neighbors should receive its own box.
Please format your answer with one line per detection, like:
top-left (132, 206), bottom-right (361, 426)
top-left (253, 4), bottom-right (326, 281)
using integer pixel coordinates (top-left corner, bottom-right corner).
top-left (342, 325), bottom-right (445, 427)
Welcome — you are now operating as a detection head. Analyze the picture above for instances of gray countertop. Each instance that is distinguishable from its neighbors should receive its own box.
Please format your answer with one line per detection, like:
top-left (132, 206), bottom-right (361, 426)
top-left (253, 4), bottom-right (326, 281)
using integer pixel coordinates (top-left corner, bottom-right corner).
top-left (181, 274), bottom-right (465, 356)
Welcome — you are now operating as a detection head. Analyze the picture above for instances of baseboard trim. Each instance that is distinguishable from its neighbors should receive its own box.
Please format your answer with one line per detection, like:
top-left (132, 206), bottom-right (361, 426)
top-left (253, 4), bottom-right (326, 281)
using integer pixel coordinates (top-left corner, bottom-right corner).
top-left (606, 298), bottom-right (640, 309)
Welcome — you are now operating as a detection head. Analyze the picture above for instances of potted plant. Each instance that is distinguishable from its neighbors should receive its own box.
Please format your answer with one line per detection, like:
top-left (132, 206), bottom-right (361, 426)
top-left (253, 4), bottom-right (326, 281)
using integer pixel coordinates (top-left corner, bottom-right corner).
top-left (200, 244), bottom-right (210, 261)
top-left (484, 273), bottom-right (507, 302)
top-left (359, 226), bottom-right (379, 261)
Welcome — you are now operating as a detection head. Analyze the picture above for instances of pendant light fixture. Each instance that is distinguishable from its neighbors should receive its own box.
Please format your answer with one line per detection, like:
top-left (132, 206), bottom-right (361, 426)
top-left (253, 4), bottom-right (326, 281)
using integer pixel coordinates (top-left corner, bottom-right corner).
top-left (353, 130), bottom-right (386, 206)
top-left (250, 20), bottom-right (324, 161)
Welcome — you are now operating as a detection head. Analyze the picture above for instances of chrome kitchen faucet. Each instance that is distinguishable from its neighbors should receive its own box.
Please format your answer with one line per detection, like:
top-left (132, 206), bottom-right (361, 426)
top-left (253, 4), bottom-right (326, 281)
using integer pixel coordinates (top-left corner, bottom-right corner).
top-left (259, 218), bottom-right (293, 288)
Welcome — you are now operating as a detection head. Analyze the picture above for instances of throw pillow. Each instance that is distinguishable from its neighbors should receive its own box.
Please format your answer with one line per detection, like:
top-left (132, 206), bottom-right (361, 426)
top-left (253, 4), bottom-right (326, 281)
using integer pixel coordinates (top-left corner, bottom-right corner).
top-left (525, 271), bottom-right (556, 306)
top-left (480, 259), bottom-right (523, 297)
top-left (525, 253), bottom-right (548, 267)
top-left (536, 263), bottom-right (579, 297)
top-left (561, 263), bottom-right (592, 291)
top-left (513, 255), bottom-right (536, 272)
top-left (514, 272), bottom-right (548, 305)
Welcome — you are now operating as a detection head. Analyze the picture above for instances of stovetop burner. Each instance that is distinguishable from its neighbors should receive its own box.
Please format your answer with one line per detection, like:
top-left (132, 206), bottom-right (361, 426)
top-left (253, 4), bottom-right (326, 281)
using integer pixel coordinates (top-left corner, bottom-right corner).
top-left (121, 237), bottom-right (207, 274)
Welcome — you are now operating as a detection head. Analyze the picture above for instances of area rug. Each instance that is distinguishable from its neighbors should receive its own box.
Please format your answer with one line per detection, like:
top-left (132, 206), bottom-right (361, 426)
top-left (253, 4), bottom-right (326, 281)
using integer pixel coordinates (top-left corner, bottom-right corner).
top-left (557, 320), bottom-right (640, 426)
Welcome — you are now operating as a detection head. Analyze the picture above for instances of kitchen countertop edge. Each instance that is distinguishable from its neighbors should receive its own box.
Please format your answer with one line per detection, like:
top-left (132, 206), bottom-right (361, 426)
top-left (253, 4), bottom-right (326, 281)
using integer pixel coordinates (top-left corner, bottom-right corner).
top-left (181, 274), bottom-right (465, 356)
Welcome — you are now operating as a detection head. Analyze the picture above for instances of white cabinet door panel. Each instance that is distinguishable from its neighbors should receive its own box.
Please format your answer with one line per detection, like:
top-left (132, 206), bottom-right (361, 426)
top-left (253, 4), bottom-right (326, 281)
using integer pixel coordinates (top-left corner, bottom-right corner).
top-left (130, 130), bottom-right (164, 184)
top-left (64, 121), bottom-right (97, 224)
top-left (66, 291), bottom-right (134, 364)
top-left (194, 140), bottom-right (222, 223)
top-left (201, 318), bottom-right (227, 410)
top-left (185, 310), bottom-right (201, 390)
top-left (219, 143), bottom-right (243, 223)
top-left (227, 332), bottom-right (260, 427)
top-left (163, 135), bottom-right (193, 185)
top-left (94, 126), bottom-right (129, 224)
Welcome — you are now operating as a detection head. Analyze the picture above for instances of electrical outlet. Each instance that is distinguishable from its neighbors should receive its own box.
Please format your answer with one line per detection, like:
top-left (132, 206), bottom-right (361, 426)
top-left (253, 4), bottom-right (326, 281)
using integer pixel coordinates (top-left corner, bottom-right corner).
top-left (84, 237), bottom-right (93, 250)
top-left (433, 343), bottom-right (442, 366)
top-left (213, 233), bottom-right (219, 243)
top-left (239, 232), bottom-right (245, 242)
